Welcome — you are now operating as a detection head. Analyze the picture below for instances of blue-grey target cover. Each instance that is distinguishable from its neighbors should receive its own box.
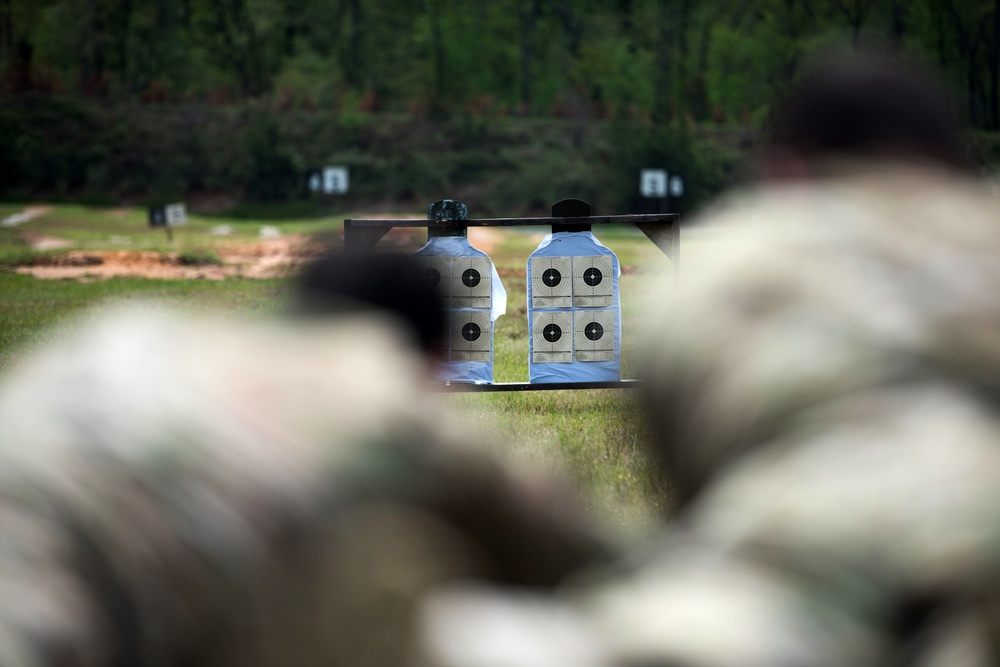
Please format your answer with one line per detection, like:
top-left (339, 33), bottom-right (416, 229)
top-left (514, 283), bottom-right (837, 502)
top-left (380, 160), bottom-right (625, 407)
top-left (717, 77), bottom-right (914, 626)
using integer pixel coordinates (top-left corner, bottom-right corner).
top-left (415, 236), bottom-right (506, 384)
top-left (527, 231), bottom-right (621, 383)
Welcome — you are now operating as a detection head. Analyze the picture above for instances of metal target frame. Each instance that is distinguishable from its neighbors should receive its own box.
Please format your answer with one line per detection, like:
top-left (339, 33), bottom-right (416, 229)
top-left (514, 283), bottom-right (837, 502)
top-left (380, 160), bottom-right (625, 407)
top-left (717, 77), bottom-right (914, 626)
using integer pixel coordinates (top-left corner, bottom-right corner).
top-left (344, 200), bottom-right (679, 392)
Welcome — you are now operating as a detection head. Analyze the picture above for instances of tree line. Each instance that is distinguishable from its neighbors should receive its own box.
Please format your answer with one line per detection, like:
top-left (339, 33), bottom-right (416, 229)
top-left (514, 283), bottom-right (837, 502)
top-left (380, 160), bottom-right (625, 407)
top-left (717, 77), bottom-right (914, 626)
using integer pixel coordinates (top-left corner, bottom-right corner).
top-left (3, 0), bottom-right (1000, 130)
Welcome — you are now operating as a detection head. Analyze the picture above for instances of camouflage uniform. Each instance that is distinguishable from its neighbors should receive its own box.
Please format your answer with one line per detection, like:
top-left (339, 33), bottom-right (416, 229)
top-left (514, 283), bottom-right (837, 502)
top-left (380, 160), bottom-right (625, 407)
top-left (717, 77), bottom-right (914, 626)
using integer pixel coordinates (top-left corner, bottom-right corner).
top-left (420, 164), bottom-right (1000, 667)
top-left (0, 305), bottom-right (607, 667)
top-left (619, 163), bottom-right (1000, 666)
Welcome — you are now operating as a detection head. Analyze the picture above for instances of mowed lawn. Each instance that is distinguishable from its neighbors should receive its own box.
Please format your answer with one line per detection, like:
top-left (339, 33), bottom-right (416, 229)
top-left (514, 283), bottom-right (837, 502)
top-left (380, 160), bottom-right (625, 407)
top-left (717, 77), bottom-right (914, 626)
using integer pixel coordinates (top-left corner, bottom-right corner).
top-left (0, 204), bottom-right (683, 538)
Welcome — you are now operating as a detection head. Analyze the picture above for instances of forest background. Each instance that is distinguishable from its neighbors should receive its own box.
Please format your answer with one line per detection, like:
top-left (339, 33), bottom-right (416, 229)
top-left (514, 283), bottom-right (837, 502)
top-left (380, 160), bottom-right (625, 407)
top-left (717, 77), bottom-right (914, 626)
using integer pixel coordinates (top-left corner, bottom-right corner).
top-left (3, 0), bottom-right (1000, 217)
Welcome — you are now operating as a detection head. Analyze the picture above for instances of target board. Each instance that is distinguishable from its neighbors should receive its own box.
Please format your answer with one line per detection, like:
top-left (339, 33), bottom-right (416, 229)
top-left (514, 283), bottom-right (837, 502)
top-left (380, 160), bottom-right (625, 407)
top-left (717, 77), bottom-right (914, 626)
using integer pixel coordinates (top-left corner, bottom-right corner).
top-left (574, 310), bottom-right (615, 362)
top-left (451, 310), bottom-right (492, 362)
top-left (531, 257), bottom-right (572, 308)
top-left (451, 256), bottom-right (492, 308)
top-left (416, 255), bottom-right (492, 308)
top-left (421, 256), bottom-right (453, 297)
top-left (572, 256), bottom-right (614, 307)
top-left (531, 311), bottom-right (573, 363)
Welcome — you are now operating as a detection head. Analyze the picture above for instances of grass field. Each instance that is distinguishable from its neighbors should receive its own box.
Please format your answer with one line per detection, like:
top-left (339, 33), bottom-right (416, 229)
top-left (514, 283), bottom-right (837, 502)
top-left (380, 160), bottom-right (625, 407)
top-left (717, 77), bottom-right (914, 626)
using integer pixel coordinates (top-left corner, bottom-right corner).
top-left (0, 204), bottom-right (679, 538)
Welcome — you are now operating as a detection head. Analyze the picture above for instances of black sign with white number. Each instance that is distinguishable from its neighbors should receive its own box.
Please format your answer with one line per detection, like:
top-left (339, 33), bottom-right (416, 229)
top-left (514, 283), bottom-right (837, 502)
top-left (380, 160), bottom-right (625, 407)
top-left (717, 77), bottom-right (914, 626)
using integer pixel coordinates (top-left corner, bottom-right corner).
top-left (148, 207), bottom-right (167, 227)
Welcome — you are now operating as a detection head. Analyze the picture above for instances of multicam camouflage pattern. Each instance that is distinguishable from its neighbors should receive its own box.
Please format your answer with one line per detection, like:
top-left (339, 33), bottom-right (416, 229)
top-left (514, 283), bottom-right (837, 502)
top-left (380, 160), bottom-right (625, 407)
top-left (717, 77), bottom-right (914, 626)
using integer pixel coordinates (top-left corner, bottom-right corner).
top-left (625, 163), bottom-right (1000, 666)
top-left (0, 306), bottom-right (605, 667)
top-left (420, 163), bottom-right (1000, 667)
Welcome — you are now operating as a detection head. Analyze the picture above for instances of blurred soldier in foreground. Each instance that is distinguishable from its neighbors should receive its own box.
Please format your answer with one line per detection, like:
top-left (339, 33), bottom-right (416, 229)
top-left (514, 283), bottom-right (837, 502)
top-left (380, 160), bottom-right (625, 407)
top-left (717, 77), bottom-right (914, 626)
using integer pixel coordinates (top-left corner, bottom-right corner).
top-left (0, 255), bottom-right (608, 665)
top-left (420, 55), bottom-right (1000, 667)
top-left (293, 251), bottom-right (449, 364)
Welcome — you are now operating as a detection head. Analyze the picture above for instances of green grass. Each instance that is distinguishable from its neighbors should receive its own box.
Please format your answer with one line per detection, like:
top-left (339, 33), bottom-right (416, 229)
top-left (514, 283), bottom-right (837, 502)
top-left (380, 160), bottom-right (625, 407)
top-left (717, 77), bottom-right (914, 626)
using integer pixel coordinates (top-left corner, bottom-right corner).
top-left (0, 203), bottom-right (361, 255)
top-left (0, 273), bottom-right (289, 372)
top-left (0, 203), bottom-right (679, 538)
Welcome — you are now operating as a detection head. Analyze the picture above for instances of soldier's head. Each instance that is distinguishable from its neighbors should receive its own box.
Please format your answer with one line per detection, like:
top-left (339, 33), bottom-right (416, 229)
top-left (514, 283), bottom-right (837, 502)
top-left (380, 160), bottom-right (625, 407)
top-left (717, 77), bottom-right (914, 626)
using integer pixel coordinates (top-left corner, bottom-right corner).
top-left (294, 251), bottom-right (449, 361)
top-left (763, 52), bottom-right (968, 179)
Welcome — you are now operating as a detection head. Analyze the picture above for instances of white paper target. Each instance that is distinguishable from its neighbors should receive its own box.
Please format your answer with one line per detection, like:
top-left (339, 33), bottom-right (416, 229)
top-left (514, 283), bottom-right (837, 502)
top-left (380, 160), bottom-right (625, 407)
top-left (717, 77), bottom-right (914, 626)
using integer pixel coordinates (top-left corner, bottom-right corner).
top-left (451, 310), bottom-right (492, 361)
top-left (531, 256), bottom-right (572, 308)
top-left (574, 310), bottom-right (615, 362)
top-left (323, 167), bottom-right (349, 194)
top-left (572, 256), bottom-right (613, 307)
top-left (640, 169), bottom-right (667, 198)
top-left (419, 255), bottom-right (453, 298)
top-left (451, 256), bottom-right (491, 308)
top-left (531, 311), bottom-right (573, 364)
top-left (165, 203), bottom-right (187, 226)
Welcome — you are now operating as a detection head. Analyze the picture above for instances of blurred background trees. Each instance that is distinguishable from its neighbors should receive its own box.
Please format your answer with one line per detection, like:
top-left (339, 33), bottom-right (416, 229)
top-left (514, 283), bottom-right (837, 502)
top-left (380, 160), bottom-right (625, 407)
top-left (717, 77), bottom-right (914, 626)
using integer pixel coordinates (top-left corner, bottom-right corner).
top-left (3, 0), bottom-right (999, 211)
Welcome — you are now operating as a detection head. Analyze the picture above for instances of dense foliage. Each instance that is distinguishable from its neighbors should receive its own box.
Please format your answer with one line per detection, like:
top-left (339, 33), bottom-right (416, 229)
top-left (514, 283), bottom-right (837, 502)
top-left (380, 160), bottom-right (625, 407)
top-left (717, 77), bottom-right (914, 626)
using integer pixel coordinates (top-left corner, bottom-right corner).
top-left (5, 0), bottom-right (999, 126)
top-left (0, 93), bottom-right (744, 214)
top-left (3, 1), bottom-right (999, 210)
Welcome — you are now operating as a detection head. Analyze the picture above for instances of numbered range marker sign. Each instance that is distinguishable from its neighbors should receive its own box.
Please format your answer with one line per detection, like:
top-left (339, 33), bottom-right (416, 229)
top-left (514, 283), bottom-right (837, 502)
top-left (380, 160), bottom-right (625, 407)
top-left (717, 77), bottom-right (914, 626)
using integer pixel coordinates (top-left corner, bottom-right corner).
top-left (323, 167), bottom-right (349, 194)
top-left (307, 171), bottom-right (322, 193)
top-left (148, 203), bottom-right (186, 227)
top-left (640, 169), bottom-right (668, 198)
top-left (308, 167), bottom-right (350, 194)
top-left (669, 175), bottom-right (684, 197)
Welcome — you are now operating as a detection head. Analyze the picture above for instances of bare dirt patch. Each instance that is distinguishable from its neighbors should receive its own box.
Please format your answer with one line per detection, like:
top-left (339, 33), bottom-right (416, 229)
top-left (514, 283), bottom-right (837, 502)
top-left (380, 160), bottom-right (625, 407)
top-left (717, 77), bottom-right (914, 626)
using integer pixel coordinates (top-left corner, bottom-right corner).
top-left (16, 235), bottom-right (321, 280)
top-left (2, 205), bottom-right (53, 228)
top-left (22, 232), bottom-right (73, 251)
top-left (11, 218), bottom-right (513, 281)
top-left (467, 227), bottom-right (504, 255)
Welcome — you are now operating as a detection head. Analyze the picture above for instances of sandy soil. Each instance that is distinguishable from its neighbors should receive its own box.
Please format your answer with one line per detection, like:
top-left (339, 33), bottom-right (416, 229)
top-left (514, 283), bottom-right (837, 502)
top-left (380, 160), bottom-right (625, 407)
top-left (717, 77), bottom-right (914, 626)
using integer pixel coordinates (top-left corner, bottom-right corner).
top-left (17, 235), bottom-right (318, 280)
top-left (12, 218), bottom-right (513, 281)
top-left (467, 227), bottom-right (505, 255)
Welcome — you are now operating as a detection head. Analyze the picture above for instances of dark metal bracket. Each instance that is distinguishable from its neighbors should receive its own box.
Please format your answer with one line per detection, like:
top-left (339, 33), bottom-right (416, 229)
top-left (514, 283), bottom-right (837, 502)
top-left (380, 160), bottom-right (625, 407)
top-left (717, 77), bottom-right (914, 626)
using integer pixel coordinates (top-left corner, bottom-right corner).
top-left (344, 199), bottom-right (680, 263)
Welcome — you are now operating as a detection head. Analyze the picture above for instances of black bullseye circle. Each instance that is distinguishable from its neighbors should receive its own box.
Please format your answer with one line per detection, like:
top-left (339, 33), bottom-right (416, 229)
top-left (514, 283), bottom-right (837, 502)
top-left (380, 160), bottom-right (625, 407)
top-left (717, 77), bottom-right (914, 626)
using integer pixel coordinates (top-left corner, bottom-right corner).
top-left (542, 268), bottom-right (562, 288)
top-left (583, 267), bottom-right (603, 287)
top-left (424, 268), bottom-right (441, 287)
top-left (584, 322), bottom-right (604, 341)
top-left (462, 322), bottom-right (481, 341)
top-left (462, 269), bottom-right (481, 288)
top-left (542, 323), bottom-right (562, 343)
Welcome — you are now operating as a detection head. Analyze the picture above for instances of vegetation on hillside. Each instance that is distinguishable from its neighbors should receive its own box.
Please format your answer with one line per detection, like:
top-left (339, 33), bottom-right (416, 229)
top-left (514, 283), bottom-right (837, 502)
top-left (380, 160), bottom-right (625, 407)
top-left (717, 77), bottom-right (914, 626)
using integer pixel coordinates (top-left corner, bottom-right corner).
top-left (3, 0), bottom-right (1000, 212)
top-left (6, 0), bottom-right (999, 126)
